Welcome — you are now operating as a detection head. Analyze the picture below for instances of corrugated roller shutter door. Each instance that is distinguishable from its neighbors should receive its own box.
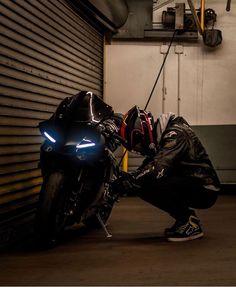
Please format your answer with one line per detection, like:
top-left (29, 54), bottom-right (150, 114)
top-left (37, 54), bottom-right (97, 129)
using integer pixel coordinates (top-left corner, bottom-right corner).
top-left (0, 0), bottom-right (104, 226)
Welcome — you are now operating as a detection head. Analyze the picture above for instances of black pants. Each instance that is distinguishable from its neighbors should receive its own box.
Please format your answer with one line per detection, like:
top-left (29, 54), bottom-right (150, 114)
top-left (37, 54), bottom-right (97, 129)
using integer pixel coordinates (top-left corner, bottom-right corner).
top-left (138, 176), bottom-right (218, 221)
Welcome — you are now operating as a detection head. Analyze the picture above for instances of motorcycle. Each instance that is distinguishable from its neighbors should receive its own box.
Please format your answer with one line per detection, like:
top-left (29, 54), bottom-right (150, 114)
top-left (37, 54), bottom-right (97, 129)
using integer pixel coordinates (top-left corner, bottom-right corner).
top-left (35, 91), bottom-right (123, 246)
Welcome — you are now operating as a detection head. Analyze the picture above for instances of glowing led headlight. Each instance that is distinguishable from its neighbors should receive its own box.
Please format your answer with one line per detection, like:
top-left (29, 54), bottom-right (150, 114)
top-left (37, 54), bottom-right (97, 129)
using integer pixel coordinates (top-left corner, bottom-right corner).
top-left (44, 131), bottom-right (56, 143)
top-left (76, 142), bottom-right (95, 149)
top-left (76, 138), bottom-right (95, 149)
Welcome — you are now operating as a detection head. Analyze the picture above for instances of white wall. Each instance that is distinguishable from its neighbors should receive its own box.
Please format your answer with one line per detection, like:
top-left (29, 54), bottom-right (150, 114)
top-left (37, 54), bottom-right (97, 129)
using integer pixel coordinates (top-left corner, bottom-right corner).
top-left (104, 0), bottom-right (236, 125)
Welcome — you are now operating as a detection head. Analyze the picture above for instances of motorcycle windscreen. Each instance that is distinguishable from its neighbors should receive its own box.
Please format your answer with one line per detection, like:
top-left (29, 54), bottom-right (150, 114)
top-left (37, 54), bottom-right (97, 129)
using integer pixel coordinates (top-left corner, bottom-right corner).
top-left (39, 92), bottom-right (113, 142)
top-left (71, 91), bottom-right (113, 124)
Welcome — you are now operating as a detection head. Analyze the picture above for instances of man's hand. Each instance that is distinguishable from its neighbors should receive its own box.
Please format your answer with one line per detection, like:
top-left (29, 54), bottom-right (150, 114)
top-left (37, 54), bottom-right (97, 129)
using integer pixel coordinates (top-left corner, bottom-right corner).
top-left (131, 164), bottom-right (157, 185)
top-left (111, 171), bottom-right (140, 196)
top-left (103, 119), bottom-right (119, 134)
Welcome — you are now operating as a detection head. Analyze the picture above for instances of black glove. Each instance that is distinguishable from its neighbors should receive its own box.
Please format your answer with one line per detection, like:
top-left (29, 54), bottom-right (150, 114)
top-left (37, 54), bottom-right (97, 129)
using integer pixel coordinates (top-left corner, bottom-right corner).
top-left (111, 171), bottom-right (140, 196)
top-left (103, 119), bottom-right (119, 135)
top-left (131, 165), bottom-right (157, 186)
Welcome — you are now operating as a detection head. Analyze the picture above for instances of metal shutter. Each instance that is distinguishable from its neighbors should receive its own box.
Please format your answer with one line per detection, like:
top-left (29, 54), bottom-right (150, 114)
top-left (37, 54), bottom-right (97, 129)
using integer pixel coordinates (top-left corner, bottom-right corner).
top-left (0, 0), bottom-right (104, 228)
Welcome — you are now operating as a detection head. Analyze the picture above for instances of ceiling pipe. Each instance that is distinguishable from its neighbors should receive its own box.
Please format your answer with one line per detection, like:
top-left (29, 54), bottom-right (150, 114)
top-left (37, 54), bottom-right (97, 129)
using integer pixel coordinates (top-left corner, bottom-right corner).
top-left (200, 0), bottom-right (205, 33)
top-left (187, 0), bottom-right (203, 35)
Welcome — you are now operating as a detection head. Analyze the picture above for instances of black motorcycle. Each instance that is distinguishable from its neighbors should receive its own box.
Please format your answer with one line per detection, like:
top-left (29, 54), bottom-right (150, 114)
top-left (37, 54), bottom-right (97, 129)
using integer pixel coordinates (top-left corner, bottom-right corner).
top-left (35, 91), bottom-right (123, 246)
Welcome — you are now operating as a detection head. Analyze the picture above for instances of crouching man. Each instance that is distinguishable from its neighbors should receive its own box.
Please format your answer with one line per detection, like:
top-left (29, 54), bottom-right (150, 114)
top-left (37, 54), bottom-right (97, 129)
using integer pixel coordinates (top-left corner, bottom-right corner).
top-left (112, 106), bottom-right (220, 242)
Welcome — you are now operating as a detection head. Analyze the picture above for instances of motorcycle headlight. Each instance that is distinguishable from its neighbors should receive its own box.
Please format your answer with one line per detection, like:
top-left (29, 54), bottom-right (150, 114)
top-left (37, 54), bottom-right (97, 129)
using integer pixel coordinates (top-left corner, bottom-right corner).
top-left (43, 131), bottom-right (56, 143)
top-left (76, 138), bottom-right (95, 149)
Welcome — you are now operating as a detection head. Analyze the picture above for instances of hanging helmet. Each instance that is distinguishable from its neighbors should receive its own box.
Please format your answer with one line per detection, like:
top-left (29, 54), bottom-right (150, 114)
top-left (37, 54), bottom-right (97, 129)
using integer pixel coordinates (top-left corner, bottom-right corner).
top-left (119, 106), bottom-right (155, 155)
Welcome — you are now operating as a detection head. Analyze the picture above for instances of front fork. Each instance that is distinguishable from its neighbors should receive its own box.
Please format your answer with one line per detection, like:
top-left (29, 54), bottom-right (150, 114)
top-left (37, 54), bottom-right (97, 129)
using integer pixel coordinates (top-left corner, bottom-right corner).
top-left (64, 168), bottom-right (84, 219)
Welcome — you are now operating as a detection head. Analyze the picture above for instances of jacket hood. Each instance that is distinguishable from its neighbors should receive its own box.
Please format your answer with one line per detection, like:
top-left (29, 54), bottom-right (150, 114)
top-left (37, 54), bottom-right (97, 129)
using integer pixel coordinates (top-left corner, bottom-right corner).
top-left (155, 112), bottom-right (175, 144)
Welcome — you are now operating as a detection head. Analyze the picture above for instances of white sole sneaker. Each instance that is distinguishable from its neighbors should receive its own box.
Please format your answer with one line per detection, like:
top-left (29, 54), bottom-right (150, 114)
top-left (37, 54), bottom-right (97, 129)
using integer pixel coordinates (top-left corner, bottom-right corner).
top-left (167, 232), bottom-right (204, 242)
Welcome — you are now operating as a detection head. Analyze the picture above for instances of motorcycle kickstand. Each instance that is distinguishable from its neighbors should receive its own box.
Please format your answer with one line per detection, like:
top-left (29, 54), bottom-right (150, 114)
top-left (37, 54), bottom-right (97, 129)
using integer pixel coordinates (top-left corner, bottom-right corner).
top-left (96, 212), bottom-right (112, 238)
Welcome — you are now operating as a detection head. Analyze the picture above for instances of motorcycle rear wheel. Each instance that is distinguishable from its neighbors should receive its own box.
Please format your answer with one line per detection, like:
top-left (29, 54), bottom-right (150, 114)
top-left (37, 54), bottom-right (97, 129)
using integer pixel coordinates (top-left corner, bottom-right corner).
top-left (35, 171), bottom-right (67, 247)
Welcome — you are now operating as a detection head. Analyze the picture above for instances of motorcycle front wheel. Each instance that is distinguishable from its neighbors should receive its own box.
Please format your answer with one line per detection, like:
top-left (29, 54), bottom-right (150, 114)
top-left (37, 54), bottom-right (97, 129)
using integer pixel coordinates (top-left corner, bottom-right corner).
top-left (35, 171), bottom-right (67, 247)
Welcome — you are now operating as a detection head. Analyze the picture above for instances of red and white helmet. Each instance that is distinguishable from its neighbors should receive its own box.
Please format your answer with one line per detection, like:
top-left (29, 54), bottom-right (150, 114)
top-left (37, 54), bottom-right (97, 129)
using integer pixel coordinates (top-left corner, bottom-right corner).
top-left (119, 106), bottom-right (155, 155)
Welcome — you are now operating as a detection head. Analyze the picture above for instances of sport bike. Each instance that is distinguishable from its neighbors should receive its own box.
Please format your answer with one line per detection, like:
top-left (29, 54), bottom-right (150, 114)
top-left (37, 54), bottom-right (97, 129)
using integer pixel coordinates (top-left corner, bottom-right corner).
top-left (35, 91), bottom-right (122, 246)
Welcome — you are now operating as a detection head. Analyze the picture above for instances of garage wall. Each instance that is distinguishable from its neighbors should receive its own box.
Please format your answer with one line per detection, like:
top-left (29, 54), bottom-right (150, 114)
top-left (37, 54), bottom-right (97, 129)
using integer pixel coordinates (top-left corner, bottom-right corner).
top-left (104, 0), bottom-right (236, 183)
top-left (105, 0), bottom-right (236, 125)
top-left (0, 0), bottom-right (104, 225)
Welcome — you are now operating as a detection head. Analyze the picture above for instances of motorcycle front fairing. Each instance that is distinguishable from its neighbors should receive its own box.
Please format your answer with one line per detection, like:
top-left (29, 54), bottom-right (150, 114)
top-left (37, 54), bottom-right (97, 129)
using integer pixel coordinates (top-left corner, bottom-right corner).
top-left (39, 92), bottom-right (114, 171)
top-left (40, 123), bottom-right (107, 176)
top-left (39, 91), bottom-right (113, 138)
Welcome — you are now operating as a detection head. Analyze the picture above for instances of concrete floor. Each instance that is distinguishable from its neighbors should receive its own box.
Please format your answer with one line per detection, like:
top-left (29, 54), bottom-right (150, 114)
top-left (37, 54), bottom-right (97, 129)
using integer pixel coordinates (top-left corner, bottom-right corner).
top-left (0, 195), bottom-right (236, 286)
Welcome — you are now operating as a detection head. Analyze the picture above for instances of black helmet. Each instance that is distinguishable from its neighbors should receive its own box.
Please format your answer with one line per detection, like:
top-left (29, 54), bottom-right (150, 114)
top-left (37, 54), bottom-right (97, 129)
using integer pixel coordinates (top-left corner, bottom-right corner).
top-left (119, 106), bottom-right (155, 155)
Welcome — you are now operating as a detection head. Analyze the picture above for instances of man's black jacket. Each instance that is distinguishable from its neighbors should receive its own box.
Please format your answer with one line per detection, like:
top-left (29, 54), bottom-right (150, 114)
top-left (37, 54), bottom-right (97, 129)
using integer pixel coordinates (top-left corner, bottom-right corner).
top-left (135, 116), bottom-right (221, 190)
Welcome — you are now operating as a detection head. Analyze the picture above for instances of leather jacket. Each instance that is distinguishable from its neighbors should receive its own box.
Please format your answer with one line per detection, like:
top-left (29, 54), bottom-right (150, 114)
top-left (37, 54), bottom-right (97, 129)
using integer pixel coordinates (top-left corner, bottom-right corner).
top-left (135, 116), bottom-right (221, 190)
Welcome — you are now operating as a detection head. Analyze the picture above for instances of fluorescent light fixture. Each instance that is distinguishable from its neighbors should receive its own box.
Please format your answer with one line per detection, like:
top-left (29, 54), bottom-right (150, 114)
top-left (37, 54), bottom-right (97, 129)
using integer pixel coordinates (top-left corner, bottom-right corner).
top-left (44, 131), bottom-right (56, 143)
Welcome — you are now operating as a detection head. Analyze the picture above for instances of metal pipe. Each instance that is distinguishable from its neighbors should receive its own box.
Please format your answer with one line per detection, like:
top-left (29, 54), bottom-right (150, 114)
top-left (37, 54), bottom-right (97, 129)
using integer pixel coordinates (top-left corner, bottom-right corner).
top-left (226, 0), bottom-right (231, 11)
top-left (175, 45), bottom-right (183, 116)
top-left (153, 0), bottom-right (175, 11)
top-left (200, 0), bottom-right (205, 32)
top-left (103, 35), bottom-right (107, 101)
top-left (122, 147), bottom-right (128, 172)
top-left (187, 0), bottom-right (203, 35)
top-left (162, 61), bottom-right (166, 114)
top-left (177, 53), bottom-right (181, 116)
top-left (160, 44), bottom-right (169, 113)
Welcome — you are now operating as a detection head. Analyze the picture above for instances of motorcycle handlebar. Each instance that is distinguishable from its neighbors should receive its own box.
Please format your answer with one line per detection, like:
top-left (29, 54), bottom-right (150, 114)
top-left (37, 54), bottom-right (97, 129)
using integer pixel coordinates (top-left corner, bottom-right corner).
top-left (112, 133), bottom-right (127, 145)
top-left (99, 122), bottom-right (127, 145)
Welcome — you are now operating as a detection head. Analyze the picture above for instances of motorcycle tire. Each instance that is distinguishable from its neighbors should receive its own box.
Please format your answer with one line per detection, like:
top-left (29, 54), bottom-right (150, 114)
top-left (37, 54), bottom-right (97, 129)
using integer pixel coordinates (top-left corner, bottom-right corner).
top-left (35, 171), bottom-right (67, 247)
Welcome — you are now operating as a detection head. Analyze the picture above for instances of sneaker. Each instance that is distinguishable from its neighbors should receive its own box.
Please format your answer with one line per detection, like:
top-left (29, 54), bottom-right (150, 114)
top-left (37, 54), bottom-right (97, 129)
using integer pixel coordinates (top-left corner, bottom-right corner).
top-left (164, 210), bottom-right (199, 236)
top-left (166, 214), bottom-right (204, 242)
top-left (164, 221), bottom-right (180, 237)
